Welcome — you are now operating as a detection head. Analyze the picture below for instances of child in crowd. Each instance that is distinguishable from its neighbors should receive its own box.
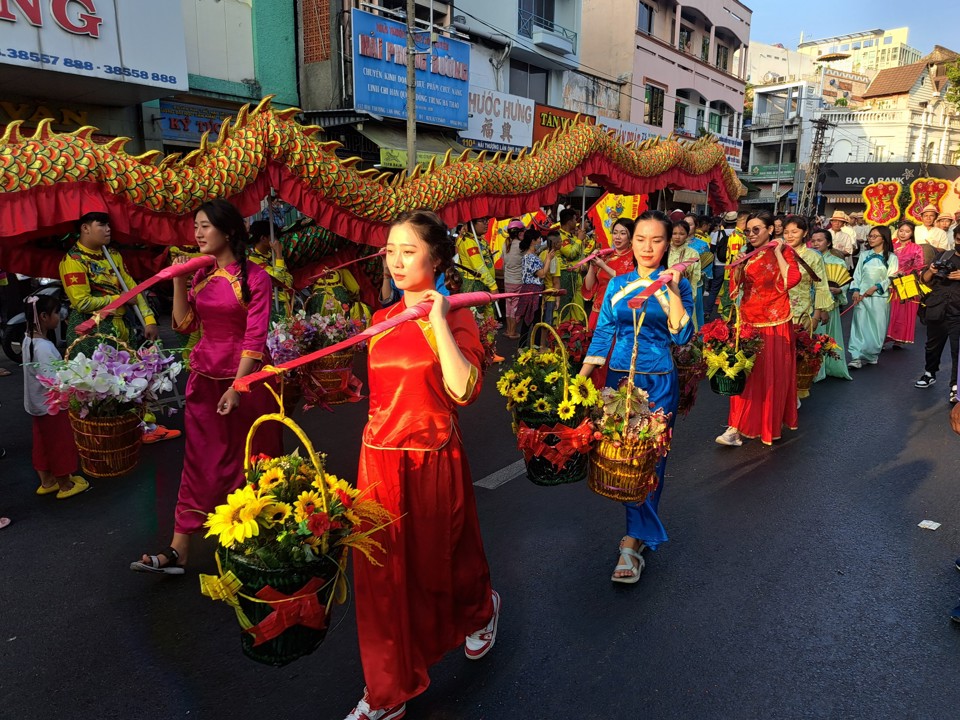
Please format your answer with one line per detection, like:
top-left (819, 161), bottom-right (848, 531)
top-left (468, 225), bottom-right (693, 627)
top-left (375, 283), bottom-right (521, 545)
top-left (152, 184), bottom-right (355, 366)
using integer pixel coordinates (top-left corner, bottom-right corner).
top-left (23, 295), bottom-right (89, 499)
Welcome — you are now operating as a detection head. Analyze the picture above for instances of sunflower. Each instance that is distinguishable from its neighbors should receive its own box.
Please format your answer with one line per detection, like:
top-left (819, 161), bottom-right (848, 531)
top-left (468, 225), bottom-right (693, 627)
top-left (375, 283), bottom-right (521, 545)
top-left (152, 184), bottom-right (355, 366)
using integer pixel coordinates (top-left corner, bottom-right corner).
top-left (327, 475), bottom-right (360, 500)
top-left (204, 485), bottom-right (270, 548)
top-left (260, 501), bottom-right (291, 527)
top-left (533, 398), bottom-right (552, 413)
top-left (557, 399), bottom-right (577, 420)
top-left (294, 490), bottom-right (323, 522)
top-left (517, 350), bottom-right (535, 365)
top-left (584, 382), bottom-right (600, 406)
top-left (544, 371), bottom-right (561, 384)
top-left (496, 375), bottom-right (514, 396)
top-left (512, 384), bottom-right (530, 403)
top-left (567, 383), bottom-right (584, 404)
top-left (257, 466), bottom-right (285, 492)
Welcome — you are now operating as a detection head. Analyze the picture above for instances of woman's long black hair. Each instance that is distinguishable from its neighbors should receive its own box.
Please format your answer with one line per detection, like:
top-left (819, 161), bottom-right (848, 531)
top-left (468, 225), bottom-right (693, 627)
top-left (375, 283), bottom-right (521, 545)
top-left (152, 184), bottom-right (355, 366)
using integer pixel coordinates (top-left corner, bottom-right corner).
top-left (197, 199), bottom-right (251, 303)
top-left (392, 210), bottom-right (462, 293)
top-left (871, 224), bottom-right (895, 263)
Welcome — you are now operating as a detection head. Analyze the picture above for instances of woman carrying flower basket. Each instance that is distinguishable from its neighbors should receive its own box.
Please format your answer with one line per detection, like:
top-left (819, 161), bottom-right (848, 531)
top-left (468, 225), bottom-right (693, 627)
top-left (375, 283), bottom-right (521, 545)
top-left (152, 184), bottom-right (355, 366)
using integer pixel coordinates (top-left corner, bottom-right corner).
top-left (582, 217), bottom-right (636, 333)
top-left (784, 217), bottom-right (832, 334)
top-left (808, 230), bottom-right (852, 382)
top-left (345, 210), bottom-right (498, 720)
top-left (130, 200), bottom-right (282, 575)
top-left (715, 211), bottom-right (801, 447)
top-left (578, 210), bottom-right (694, 584)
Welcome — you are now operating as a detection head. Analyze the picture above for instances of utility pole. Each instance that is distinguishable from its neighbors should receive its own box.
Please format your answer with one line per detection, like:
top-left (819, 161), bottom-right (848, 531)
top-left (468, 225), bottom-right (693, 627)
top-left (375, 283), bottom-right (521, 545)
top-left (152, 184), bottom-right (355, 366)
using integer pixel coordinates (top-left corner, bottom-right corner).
top-left (797, 116), bottom-right (833, 217)
top-left (405, 0), bottom-right (417, 175)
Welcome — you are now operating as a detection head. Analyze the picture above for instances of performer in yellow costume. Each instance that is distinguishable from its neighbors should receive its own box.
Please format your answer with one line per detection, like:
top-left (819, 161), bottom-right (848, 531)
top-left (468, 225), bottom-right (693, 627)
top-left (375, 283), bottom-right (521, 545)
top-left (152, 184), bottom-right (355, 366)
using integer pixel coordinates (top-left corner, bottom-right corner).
top-left (306, 266), bottom-right (372, 325)
top-left (455, 217), bottom-right (499, 295)
top-left (557, 208), bottom-right (585, 309)
top-left (247, 220), bottom-right (295, 320)
top-left (59, 212), bottom-right (158, 353)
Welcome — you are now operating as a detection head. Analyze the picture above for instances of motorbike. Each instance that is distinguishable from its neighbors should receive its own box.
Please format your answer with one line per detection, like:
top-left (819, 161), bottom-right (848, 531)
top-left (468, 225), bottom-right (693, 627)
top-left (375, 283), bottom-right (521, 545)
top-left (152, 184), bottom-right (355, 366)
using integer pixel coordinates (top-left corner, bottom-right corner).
top-left (1, 277), bottom-right (68, 364)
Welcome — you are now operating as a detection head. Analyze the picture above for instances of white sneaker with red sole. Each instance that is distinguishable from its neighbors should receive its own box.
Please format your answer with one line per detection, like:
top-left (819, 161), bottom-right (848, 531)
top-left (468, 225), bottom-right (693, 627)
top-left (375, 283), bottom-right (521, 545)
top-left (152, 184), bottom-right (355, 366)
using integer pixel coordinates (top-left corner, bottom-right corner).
top-left (343, 689), bottom-right (405, 720)
top-left (465, 590), bottom-right (501, 660)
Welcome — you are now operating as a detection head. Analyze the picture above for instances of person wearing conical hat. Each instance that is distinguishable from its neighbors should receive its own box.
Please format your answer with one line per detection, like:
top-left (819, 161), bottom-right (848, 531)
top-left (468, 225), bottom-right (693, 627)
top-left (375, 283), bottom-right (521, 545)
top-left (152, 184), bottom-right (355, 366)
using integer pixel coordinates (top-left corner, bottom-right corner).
top-left (916, 203), bottom-right (950, 265)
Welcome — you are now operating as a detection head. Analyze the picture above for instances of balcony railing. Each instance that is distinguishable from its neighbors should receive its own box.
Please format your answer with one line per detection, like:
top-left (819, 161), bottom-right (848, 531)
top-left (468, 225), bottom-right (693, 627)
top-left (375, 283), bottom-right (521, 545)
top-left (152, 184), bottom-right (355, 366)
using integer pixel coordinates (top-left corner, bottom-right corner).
top-left (518, 8), bottom-right (577, 54)
top-left (817, 108), bottom-right (960, 131)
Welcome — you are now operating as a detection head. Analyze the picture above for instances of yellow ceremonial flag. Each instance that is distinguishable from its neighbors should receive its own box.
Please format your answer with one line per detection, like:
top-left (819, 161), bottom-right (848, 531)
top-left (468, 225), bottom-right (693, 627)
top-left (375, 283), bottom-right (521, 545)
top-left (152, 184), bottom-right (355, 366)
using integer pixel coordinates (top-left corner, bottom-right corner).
top-left (586, 193), bottom-right (648, 247)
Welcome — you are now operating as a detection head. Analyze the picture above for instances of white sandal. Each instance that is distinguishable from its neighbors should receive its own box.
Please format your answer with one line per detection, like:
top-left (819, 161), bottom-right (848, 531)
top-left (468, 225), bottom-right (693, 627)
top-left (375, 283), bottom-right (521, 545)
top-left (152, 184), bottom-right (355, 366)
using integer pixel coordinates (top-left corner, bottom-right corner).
top-left (611, 544), bottom-right (645, 584)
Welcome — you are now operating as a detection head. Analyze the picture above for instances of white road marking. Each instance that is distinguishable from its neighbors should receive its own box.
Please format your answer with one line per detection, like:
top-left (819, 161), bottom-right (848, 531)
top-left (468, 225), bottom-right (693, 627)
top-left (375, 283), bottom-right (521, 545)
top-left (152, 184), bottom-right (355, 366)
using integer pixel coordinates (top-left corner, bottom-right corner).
top-left (474, 459), bottom-right (525, 489)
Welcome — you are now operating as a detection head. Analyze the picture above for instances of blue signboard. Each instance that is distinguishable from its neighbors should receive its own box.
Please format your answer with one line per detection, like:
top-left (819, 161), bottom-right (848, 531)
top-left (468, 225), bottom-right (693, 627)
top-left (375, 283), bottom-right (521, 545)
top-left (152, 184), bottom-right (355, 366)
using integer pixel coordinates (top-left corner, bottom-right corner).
top-left (159, 101), bottom-right (235, 144)
top-left (351, 9), bottom-right (470, 130)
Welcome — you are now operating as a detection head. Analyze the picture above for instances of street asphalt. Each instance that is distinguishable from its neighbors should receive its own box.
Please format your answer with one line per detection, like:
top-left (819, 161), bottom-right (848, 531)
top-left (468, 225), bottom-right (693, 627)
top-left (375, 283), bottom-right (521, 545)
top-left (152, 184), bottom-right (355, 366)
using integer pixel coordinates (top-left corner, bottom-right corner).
top-left (2, 323), bottom-right (960, 720)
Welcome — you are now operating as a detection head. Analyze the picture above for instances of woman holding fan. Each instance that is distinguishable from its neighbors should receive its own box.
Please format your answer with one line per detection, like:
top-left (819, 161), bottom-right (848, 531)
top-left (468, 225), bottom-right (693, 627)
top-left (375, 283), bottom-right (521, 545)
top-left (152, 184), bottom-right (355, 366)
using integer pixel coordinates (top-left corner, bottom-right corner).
top-left (886, 221), bottom-right (924, 346)
top-left (848, 225), bottom-right (898, 368)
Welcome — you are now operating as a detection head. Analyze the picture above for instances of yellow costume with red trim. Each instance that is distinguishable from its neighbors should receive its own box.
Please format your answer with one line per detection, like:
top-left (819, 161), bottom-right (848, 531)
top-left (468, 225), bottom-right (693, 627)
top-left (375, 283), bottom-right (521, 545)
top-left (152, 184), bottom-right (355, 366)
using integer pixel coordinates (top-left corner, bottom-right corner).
top-left (59, 242), bottom-right (156, 349)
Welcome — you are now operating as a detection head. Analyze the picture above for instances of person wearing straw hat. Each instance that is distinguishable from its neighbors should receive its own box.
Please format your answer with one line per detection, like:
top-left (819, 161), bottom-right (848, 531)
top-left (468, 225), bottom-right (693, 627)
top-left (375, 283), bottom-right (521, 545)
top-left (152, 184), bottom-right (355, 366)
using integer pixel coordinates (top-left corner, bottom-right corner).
top-left (936, 213), bottom-right (954, 233)
top-left (916, 204), bottom-right (950, 265)
top-left (828, 210), bottom-right (856, 266)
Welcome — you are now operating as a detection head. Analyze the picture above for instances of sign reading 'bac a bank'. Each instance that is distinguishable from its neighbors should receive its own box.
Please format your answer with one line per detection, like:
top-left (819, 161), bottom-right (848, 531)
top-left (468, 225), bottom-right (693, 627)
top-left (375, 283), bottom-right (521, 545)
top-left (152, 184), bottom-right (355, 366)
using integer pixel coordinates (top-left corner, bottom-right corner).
top-left (351, 9), bottom-right (470, 130)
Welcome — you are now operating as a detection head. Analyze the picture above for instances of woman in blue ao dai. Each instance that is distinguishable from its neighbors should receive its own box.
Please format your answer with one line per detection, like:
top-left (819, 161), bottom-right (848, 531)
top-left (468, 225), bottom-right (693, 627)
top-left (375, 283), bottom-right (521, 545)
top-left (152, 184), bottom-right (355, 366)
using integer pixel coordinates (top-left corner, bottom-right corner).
top-left (579, 211), bottom-right (694, 584)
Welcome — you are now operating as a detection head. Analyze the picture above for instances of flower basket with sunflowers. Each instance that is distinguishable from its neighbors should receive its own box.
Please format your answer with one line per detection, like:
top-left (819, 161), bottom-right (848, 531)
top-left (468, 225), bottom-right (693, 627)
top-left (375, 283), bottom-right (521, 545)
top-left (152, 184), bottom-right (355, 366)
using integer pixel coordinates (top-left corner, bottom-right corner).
top-left (200, 413), bottom-right (393, 667)
top-left (794, 328), bottom-right (840, 398)
top-left (267, 310), bottom-right (364, 408)
top-left (671, 339), bottom-right (706, 417)
top-left (497, 323), bottom-right (600, 486)
top-left (699, 314), bottom-right (764, 396)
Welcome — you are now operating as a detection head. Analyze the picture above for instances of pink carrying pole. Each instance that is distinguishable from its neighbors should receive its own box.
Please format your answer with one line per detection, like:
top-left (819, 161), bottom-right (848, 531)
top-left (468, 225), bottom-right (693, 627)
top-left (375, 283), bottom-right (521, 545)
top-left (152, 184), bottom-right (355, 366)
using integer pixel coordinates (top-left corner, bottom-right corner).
top-left (74, 255), bottom-right (215, 336)
top-left (234, 288), bottom-right (561, 393)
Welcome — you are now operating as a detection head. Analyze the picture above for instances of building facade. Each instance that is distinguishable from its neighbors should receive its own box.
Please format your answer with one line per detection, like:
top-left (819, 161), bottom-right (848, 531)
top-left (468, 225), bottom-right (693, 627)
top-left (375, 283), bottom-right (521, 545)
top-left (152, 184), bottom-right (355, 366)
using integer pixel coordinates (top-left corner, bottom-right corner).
top-left (580, 0), bottom-right (751, 160)
top-left (0, 0), bottom-right (297, 156)
top-left (741, 42), bottom-right (815, 85)
top-left (796, 27), bottom-right (921, 77)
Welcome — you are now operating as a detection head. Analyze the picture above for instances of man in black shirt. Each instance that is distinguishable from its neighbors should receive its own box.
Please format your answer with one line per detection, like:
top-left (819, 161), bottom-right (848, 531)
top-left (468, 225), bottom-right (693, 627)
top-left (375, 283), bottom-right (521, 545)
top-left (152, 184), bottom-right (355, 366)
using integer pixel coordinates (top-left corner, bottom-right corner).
top-left (916, 226), bottom-right (960, 403)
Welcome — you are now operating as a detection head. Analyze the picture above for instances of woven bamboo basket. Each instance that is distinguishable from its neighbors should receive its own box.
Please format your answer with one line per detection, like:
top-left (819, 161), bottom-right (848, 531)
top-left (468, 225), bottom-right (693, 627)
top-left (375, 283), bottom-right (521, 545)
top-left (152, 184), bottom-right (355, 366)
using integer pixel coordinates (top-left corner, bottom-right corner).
top-left (69, 409), bottom-right (144, 478)
top-left (220, 412), bottom-right (347, 666)
top-left (64, 334), bottom-right (144, 477)
top-left (796, 358), bottom-right (821, 399)
top-left (588, 435), bottom-right (661, 503)
top-left (514, 322), bottom-right (588, 486)
top-left (675, 360), bottom-right (704, 416)
top-left (587, 306), bottom-right (671, 503)
top-left (300, 348), bottom-right (355, 405)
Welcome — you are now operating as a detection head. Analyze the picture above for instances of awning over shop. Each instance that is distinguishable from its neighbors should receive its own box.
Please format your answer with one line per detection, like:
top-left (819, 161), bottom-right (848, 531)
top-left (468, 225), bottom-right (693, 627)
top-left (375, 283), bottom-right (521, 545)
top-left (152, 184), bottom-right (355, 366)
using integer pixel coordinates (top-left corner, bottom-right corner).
top-left (672, 190), bottom-right (708, 204)
top-left (355, 124), bottom-right (470, 169)
top-left (300, 109), bottom-right (373, 129)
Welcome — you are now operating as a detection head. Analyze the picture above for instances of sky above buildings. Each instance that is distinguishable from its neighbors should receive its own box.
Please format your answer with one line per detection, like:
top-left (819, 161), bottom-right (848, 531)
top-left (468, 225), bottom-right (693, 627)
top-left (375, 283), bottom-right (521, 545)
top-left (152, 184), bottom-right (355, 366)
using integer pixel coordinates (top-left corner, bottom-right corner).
top-left (749, 0), bottom-right (957, 55)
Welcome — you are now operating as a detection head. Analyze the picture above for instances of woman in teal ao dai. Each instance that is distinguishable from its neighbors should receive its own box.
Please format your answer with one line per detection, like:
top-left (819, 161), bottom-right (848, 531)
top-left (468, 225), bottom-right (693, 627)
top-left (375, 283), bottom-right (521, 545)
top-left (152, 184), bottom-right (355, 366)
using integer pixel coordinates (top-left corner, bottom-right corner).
top-left (580, 211), bottom-right (694, 585)
top-left (808, 229), bottom-right (852, 382)
top-left (847, 225), bottom-right (898, 368)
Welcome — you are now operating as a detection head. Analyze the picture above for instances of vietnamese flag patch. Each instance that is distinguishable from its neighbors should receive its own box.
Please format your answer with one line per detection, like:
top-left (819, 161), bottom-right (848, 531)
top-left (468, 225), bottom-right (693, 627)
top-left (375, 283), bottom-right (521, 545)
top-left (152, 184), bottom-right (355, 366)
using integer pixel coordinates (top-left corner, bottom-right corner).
top-left (466, 246), bottom-right (480, 257)
top-left (63, 272), bottom-right (87, 287)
